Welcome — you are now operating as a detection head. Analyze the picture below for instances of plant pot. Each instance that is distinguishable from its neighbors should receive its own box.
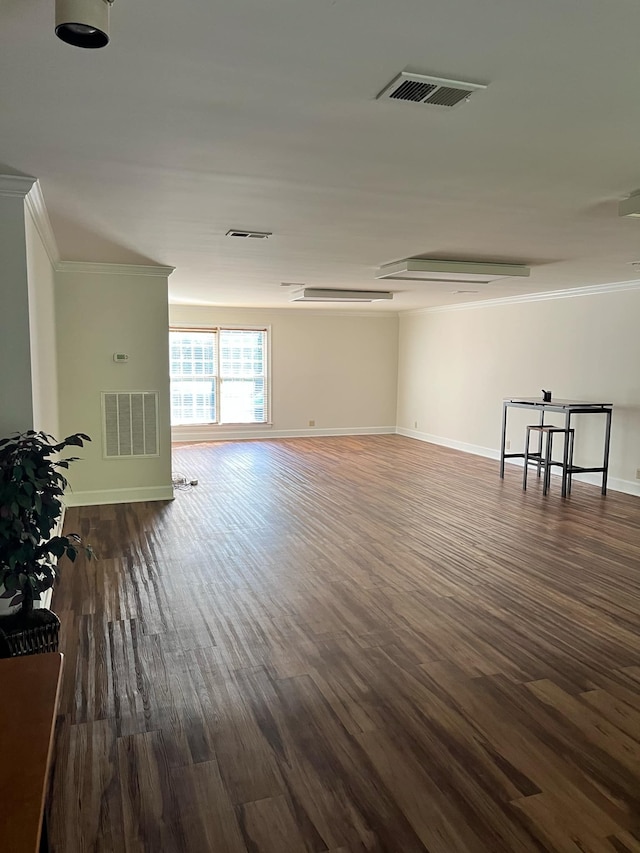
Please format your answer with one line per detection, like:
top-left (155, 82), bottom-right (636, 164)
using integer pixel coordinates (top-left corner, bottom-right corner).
top-left (0, 607), bottom-right (60, 658)
top-left (0, 583), bottom-right (53, 617)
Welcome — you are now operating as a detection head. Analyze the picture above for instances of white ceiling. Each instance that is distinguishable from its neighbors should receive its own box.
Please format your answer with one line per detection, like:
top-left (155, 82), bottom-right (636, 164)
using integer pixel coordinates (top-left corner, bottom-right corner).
top-left (3, 0), bottom-right (640, 311)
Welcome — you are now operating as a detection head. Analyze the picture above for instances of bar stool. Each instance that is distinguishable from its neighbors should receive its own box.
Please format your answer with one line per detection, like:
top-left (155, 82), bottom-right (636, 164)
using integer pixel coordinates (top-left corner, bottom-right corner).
top-left (523, 425), bottom-right (575, 497)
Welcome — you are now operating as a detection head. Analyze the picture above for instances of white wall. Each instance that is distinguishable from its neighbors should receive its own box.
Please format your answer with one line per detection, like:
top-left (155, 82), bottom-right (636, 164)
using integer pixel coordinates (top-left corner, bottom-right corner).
top-left (56, 267), bottom-right (173, 506)
top-left (397, 287), bottom-right (640, 494)
top-left (25, 206), bottom-right (59, 436)
top-left (0, 195), bottom-right (33, 435)
top-left (169, 306), bottom-right (399, 440)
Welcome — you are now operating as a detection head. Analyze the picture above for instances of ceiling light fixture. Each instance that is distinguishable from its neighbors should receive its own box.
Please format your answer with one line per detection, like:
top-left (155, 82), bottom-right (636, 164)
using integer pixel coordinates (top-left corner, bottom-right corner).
top-left (55, 0), bottom-right (113, 48)
top-left (375, 258), bottom-right (530, 283)
top-left (619, 191), bottom-right (640, 218)
top-left (290, 288), bottom-right (393, 303)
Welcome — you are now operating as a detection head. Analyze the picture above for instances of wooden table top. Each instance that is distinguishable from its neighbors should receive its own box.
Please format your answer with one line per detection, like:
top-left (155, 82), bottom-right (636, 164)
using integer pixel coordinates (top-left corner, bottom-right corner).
top-left (0, 653), bottom-right (63, 853)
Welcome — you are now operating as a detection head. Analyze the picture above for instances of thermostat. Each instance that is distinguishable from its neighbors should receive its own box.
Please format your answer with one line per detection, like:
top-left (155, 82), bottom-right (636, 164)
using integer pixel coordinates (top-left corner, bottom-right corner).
top-left (113, 353), bottom-right (129, 363)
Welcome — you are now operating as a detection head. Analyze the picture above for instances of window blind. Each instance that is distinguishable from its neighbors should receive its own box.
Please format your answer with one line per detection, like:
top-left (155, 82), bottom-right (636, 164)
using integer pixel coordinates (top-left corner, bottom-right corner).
top-left (169, 327), bottom-right (268, 426)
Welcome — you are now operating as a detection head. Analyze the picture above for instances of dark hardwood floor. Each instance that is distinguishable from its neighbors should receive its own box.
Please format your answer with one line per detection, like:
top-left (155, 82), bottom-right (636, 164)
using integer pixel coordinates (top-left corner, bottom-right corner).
top-left (49, 435), bottom-right (640, 852)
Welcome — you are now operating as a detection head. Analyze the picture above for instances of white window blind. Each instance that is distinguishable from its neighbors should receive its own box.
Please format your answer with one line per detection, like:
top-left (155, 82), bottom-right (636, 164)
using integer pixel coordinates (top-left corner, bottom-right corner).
top-left (170, 329), bottom-right (217, 424)
top-left (170, 327), bottom-right (268, 425)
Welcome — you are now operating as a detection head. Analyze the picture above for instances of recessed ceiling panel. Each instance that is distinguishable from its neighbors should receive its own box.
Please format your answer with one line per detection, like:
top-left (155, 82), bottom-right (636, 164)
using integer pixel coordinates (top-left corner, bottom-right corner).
top-left (376, 259), bottom-right (530, 283)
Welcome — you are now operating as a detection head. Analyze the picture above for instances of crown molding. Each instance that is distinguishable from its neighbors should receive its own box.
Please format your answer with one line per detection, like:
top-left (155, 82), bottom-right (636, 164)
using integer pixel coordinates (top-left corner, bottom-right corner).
top-left (24, 181), bottom-right (60, 267)
top-left (56, 260), bottom-right (175, 277)
top-left (0, 174), bottom-right (37, 197)
top-left (401, 278), bottom-right (640, 316)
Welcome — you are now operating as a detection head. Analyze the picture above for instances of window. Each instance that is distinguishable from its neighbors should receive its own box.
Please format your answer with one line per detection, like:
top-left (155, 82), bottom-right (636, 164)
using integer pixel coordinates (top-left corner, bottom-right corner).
top-left (170, 327), bottom-right (268, 425)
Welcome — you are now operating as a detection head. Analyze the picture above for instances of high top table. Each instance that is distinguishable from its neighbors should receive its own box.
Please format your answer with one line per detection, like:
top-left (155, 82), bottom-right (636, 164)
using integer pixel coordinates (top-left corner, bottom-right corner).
top-left (0, 652), bottom-right (64, 852)
top-left (499, 398), bottom-right (613, 495)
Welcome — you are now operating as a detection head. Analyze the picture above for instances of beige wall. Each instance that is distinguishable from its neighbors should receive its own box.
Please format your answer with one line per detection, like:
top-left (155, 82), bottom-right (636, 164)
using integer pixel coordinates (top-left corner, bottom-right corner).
top-left (169, 305), bottom-right (399, 440)
top-left (397, 288), bottom-right (640, 493)
top-left (25, 206), bottom-right (59, 436)
top-left (56, 268), bottom-right (173, 505)
top-left (0, 195), bottom-right (33, 435)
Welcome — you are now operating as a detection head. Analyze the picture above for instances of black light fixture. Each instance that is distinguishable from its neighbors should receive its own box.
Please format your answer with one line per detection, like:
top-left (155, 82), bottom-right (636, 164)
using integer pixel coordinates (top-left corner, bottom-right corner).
top-left (55, 0), bottom-right (112, 48)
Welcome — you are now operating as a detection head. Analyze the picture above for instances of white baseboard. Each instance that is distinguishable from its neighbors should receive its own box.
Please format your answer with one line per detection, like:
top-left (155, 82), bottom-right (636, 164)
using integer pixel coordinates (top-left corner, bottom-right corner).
top-left (396, 427), bottom-right (640, 498)
top-left (173, 425), bottom-right (397, 443)
top-left (564, 471), bottom-right (640, 497)
top-left (396, 427), bottom-right (499, 460)
top-left (64, 484), bottom-right (174, 507)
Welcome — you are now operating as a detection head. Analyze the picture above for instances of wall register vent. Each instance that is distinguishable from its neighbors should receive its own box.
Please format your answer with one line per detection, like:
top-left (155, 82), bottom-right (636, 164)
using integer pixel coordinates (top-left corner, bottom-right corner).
top-left (376, 72), bottom-right (487, 109)
top-left (226, 229), bottom-right (272, 239)
top-left (102, 392), bottom-right (159, 458)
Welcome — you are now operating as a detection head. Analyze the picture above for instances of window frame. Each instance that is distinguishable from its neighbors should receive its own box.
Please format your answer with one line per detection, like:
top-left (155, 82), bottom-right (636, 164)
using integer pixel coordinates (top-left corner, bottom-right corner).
top-left (169, 325), bottom-right (271, 428)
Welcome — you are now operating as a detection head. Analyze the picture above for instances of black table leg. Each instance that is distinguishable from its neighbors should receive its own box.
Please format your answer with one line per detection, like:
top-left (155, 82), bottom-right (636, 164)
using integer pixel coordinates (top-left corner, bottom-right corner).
top-left (500, 401), bottom-right (508, 478)
top-left (537, 408), bottom-right (545, 478)
top-left (602, 409), bottom-right (612, 495)
top-left (40, 808), bottom-right (49, 853)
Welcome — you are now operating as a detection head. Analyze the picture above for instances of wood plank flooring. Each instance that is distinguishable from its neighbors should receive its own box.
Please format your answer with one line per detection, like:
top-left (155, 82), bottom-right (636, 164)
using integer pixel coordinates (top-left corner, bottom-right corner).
top-left (49, 435), bottom-right (640, 852)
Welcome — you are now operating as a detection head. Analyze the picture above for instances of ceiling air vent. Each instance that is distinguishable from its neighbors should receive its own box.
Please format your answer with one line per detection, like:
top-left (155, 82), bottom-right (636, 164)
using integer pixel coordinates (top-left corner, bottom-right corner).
top-left (376, 72), bottom-right (487, 109)
top-left (226, 229), bottom-right (272, 239)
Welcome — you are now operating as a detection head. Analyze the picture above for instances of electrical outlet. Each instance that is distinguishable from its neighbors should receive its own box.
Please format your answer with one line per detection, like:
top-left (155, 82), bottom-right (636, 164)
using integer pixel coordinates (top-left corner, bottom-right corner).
top-left (506, 440), bottom-right (511, 450)
top-left (636, 468), bottom-right (640, 480)
top-left (308, 419), bottom-right (315, 427)
top-left (414, 421), bottom-right (418, 429)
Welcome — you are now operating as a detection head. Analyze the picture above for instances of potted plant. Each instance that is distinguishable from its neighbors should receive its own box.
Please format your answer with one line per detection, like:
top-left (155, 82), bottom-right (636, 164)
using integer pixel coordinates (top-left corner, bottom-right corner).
top-left (0, 430), bottom-right (92, 656)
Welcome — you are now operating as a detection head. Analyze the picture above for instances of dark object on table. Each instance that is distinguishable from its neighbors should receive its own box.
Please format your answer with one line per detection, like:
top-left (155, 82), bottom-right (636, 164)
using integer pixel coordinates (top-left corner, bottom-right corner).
top-left (542, 389), bottom-right (552, 402)
top-left (0, 607), bottom-right (60, 657)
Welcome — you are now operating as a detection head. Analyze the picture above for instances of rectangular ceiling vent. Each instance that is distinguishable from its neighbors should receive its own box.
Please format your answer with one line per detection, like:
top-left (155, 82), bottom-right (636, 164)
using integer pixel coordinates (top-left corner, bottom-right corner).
top-left (226, 229), bottom-right (272, 239)
top-left (102, 392), bottom-right (159, 459)
top-left (376, 72), bottom-right (487, 109)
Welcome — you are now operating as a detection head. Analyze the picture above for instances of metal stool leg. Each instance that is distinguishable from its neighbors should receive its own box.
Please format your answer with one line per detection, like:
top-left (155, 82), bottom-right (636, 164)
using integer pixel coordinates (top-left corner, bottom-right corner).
top-left (537, 410), bottom-right (544, 478)
top-left (567, 428), bottom-right (575, 495)
top-left (523, 426), bottom-right (574, 498)
top-left (561, 428), bottom-right (571, 497)
top-left (543, 430), bottom-right (553, 495)
top-left (523, 426), bottom-right (531, 490)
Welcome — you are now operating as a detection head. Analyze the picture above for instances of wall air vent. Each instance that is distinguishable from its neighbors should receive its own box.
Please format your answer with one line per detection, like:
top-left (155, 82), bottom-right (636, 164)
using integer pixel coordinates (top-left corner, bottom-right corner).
top-left (376, 72), bottom-right (487, 109)
top-left (226, 229), bottom-right (272, 239)
top-left (102, 392), bottom-right (159, 459)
